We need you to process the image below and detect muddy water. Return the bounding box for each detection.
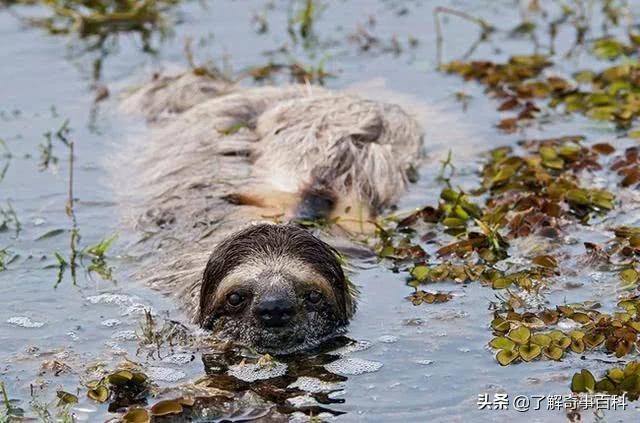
[1,0,640,422]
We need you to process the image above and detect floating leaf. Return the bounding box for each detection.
[56,391,78,405]
[150,400,184,416]
[592,37,629,60]
[492,277,513,289]
[571,369,596,393]
[491,317,511,333]
[108,370,134,385]
[532,255,558,268]
[122,408,150,423]
[508,326,531,344]
[489,337,515,351]
[584,333,605,349]
[621,268,639,285]
[608,368,625,384]
[36,229,66,241]
[530,334,552,347]
[87,386,109,403]
[570,338,586,353]
[543,345,563,360]
[496,349,518,366]
[411,265,430,282]
[519,344,541,362]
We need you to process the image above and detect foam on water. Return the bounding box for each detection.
[324,357,383,376]
[7,316,45,328]
[286,394,318,408]
[288,376,345,393]
[376,335,398,343]
[162,353,195,365]
[101,319,120,327]
[227,361,288,382]
[111,330,137,341]
[146,366,186,382]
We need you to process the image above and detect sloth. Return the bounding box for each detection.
[198,223,355,353]
[116,72,424,354]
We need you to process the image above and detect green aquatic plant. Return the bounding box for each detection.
[136,309,193,359]
[247,60,332,85]
[8,0,177,38]
[85,368,150,411]
[611,146,640,188]
[0,247,19,272]
[443,52,640,132]
[39,119,70,172]
[83,235,117,280]
[287,0,324,48]
[3,0,178,81]
[0,139,10,185]
[0,202,21,238]
[489,298,640,366]
[407,290,452,306]
[120,397,197,421]
[570,362,640,400]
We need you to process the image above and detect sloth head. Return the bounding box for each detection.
[198,224,355,354]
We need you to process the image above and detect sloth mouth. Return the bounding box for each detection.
[251,323,347,355]
[253,327,305,350]
[212,314,347,355]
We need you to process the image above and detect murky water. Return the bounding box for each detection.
[1,0,640,421]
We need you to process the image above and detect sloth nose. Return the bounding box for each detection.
[255,296,295,327]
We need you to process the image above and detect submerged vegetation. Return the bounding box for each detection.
[3,0,176,40]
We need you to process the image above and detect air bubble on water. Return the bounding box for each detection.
[7,316,45,328]
[67,331,79,341]
[87,294,134,306]
[227,361,287,382]
[328,390,345,400]
[111,330,137,341]
[331,339,372,356]
[416,359,434,366]
[288,376,344,393]
[101,319,120,327]
[123,303,152,316]
[103,341,126,355]
[290,411,334,423]
[557,319,581,331]
[87,294,152,316]
[324,357,383,376]
[162,353,194,365]
[54,351,70,360]
[377,335,398,344]
[286,394,318,408]
[146,366,186,382]
[71,405,98,422]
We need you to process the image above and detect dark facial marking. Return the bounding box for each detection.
[198,224,348,326]
[307,290,322,305]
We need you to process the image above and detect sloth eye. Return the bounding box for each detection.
[307,291,322,305]
[227,292,244,307]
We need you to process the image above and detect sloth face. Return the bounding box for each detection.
[198,224,354,355]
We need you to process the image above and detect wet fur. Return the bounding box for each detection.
[113,73,424,350]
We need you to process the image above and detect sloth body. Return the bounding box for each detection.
[117,73,424,353]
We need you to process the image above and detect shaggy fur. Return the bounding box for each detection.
[114,72,424,338]
[198,224,353,354]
